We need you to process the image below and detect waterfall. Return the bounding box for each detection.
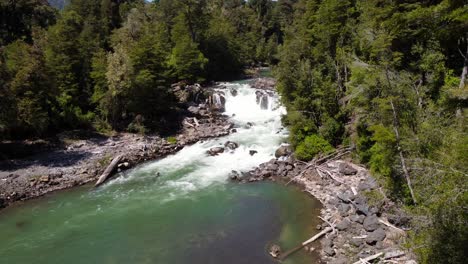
[104,82,287,198]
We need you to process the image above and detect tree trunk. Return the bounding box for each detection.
[390,100,417,205]
[95,155,123,187]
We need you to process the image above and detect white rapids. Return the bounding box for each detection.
[100,82,288,202]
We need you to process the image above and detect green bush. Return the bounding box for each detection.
[294,134,334,161]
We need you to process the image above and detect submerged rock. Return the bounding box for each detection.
[249,150,258,156]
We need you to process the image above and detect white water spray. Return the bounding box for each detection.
[103,82,287,201]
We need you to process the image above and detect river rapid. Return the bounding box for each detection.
[0,81,322,264]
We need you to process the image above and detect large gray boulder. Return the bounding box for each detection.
[366,228,386,245]
[275,145,292,158]
[363,214,381,232]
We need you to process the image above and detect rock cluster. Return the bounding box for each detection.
[250,77,276,90]
[243,149,416,264]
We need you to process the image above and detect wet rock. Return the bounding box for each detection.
[366,228,386,245]
[269,244,281,258]
[251,77,276,90]
[207,147,224,156]
[118,162,130,169]
[363,215,380,232]
[0,198,5,209]
[229,170,240,180]
[224,141,239,150]
[249,150,258,156]
[230,88,238,97]
[339,162,358,175]
[275,145,292,158]
[336,218,351,231]
[245,122,254,129]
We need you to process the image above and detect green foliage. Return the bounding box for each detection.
[166,136,177,144]
[294,134,334,161]
[275,0,468,261]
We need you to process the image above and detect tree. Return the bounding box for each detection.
[168,14,208,82]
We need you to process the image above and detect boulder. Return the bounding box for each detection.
[207,147,224,156]
[275,145,292,158]
[338,162,358,175]
[229,170,240,180]
[363,215,381,232]
[230,88,238,97]
[350,214,365,224]
[249,150,258,156]
[267,163,279,171]
[269,244,281,258]
[224,141,239,150]
[366,228,386,245]
[251,77,276,90]
[336,218,351,231]
[356,203,370,216]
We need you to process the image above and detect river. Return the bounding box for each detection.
[0,81,322,264]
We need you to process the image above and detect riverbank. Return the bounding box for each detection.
[0,111,233,210]
[0,77,276,210]
[241,151,417,264]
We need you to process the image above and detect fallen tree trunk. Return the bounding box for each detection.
[278,227,332,260]
[352,252,383,264]
[95,155,123,187]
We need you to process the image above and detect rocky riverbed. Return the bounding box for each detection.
[232,147,417,264]
[0,85,235,210]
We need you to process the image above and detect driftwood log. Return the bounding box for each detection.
[352,252,383,264]
[278,227,332,260]
[95,155,123,187]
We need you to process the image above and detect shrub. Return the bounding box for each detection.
[294,134,334,161]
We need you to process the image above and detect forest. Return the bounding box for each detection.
[0,0,467,263]
[0,0,284,137]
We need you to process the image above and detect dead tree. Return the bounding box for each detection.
[390,100,417,204]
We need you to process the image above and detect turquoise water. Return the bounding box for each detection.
[0,83,322,264]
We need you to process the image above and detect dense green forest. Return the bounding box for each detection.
[0,0,284,137]
[0,0,467,263]
[274,0,467,263]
